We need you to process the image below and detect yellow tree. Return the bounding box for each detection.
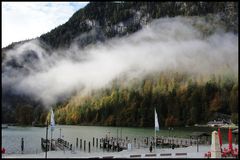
[209,93,221,112]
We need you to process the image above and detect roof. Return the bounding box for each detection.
[232,129,238,134]
[189,132,211,138]
[207,120,229,125]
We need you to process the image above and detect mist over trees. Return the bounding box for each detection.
[51,72,238,127]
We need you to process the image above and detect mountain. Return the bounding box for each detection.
[39,2,238,49]
[2,2,238,126]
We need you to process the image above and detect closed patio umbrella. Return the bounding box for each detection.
[211,131,221,158]
[228,128,233,151]
[218,128,222,150]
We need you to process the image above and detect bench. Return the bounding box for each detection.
[176,153,187,156]
[160,153,172,156]
[145,153,156,157]
[175,153,187,156]
[130,155,141,158]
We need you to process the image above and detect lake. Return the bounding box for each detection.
[1,125,232,154]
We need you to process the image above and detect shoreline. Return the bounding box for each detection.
[2,123,238,129]
[2,144,238,158]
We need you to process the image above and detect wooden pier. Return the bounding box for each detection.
[98,135,207,151]
[99,137,127,151]
[41,138,72,151]
[40,134,208,154]
[156,136,199,148]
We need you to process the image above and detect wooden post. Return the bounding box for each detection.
[80,139,82,149]
[84,140,86,151]
[93,137,95,147]
[134,138,136,148]
[112,141,114,151]
[197,138,199,152]
[103,138,104,148]
[121,128,122,140]
[88,141,91,153]
[117,142,120,151]
[104,138,106,149]
[96,138,98,147]
[102,138,105,149]
[76,138,78,148]
[59,128,61,139]
[21,138,24,154]
[117,128,118,144]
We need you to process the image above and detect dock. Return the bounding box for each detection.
[41,138,73,151]
[40,134,209,154]
[5,144,238,158]
[98,135,208,152]
[157,136,199,148]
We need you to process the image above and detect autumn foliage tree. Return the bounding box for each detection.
[52,72,237,127]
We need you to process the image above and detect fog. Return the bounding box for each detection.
[2,16,238,107]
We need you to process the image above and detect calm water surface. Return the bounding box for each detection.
[2,125,231,154]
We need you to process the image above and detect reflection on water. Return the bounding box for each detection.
[2,125,231,154]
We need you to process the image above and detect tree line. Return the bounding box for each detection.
[50,71,238,127]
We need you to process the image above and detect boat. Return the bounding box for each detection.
[2,124,8,129]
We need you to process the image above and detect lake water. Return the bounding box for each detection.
[1,125,232,154]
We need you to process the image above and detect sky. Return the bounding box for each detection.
[2,2,89,48]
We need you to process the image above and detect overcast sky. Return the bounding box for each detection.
[2,2,89,48]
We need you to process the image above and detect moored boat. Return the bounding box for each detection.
[2,124,8,129]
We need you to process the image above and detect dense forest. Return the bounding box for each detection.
[9,71,238,127]
[45,72,238,127]
[2,2,238,127]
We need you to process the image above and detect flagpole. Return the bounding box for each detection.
[50,108,55,151]
[50,109,52,151]
[155,108,156,151]
[45,120,48,158]
[155,125,156,151]
[51,127,52,151]
[154,107,159,152]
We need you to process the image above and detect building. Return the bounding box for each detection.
[207,119,230,127]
